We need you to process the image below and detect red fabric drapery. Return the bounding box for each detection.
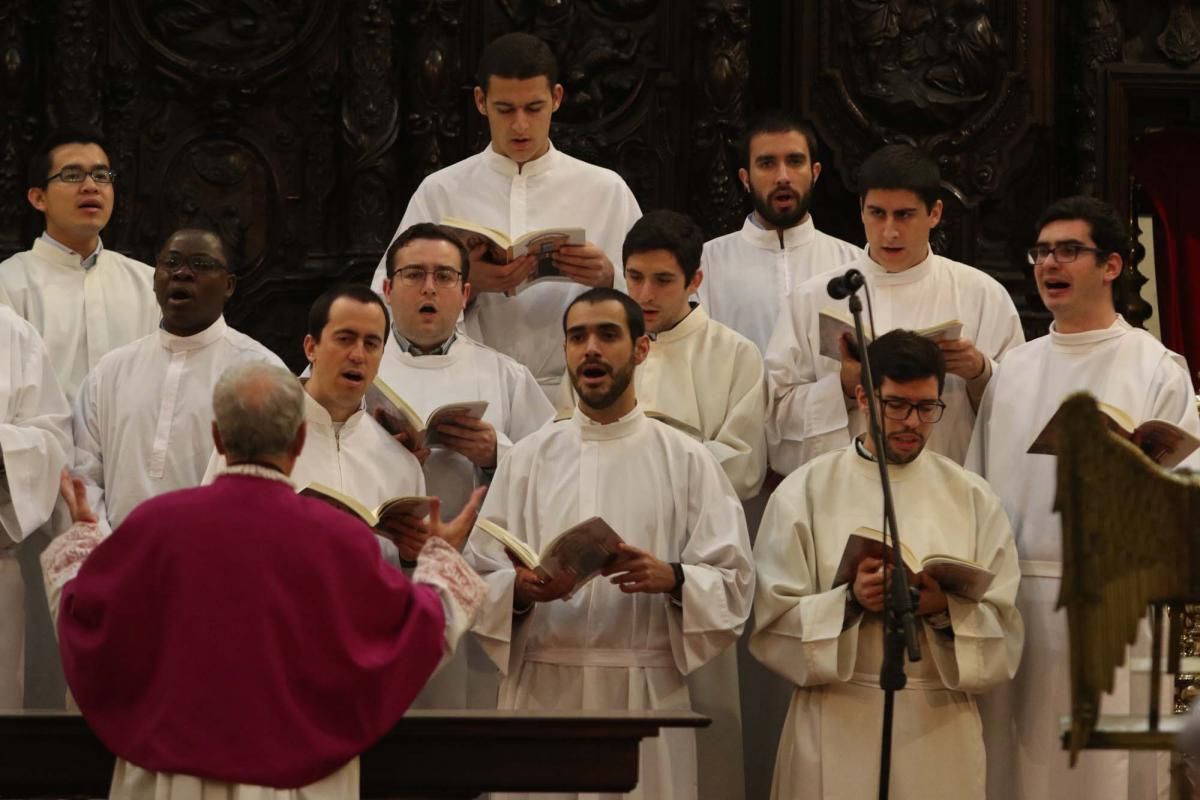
[1132,128,1200,389]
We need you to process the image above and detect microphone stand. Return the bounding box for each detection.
[845,288,922,800]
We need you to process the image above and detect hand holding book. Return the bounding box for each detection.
[551,241,615,289]
[603,543,677,594]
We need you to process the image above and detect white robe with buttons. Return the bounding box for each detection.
[751,443,1022,799]
[965,317,1199,800]
[0,306,72,708]
[73,316,283,533]
[0,239,159,401]
[699,216,860,354]
[765,250,1024,474]
[370,143,642,393]
[466,406,755,800]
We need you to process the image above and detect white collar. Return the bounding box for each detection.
[571,402,646,441]
[737,214,817,251]
[861,247,936,286]
[157,315,227,352]
[302,389,366,431]
[1048,314,1131,351]
[652,304,707,345]
[216,463,295,487]
[481,141,560,178]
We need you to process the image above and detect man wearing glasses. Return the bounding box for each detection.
[752,329,1022,800]
[377,222,553,709]
[73,227,283,535]
[0,129,158,401]
[967,196,1200,800]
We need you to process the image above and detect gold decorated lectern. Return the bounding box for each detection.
[0,710,708,799]
[1054,392,1199,792]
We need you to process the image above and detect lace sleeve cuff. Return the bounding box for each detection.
[413,536,487,625]
[41,521,105,591]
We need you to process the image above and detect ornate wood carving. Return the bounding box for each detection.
[0,0,42,254]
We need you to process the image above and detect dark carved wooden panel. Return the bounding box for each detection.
[784,0,1055,339]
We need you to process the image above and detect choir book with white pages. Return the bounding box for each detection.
[831,526,995,601]
[439,217,586,296]
[364,378,488,449]
[473,516,625,594]
[1028,399,1200,469]
[299,483,433,531]
[818,307,963,361]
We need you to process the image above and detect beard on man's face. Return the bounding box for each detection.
[570,356,635,411]
[751,179,814,229]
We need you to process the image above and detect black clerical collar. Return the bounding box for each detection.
[391,323,456,356]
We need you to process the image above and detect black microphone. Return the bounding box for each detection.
[826,268,865,300]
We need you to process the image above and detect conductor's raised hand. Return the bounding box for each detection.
[851,556,887,613]
[552,242,614,288]
[468,247,536,295]
[58,469,97,525]
[428,487,487,552]
[603,542,675,594]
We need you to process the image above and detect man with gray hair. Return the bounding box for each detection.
[44,360,486,799]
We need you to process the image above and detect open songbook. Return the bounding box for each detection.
[818,307,963,361]
[364,378,488,449]
[299,482,433,531]
[473,516,625,594]
[439,217,585,296]
[1028,399,1200,469]
[831,526,996,602]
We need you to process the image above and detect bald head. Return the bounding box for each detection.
[212,362,306,467]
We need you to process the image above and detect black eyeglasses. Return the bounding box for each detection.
[1026,243,1104,265]
[156,254,227,275]
[878,395,946,423]
[46,166,116,185]
[394,266,462,288]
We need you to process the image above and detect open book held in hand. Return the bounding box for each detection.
[817,307,963,362]
[364,378,488,449]
[474,516,625,594]
[831,526,995,602]
[439,217,586,296]
[1028,398,1200,469]
[299,482,433,531]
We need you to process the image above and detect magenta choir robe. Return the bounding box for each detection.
[45,470,479,790]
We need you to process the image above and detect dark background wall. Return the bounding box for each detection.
[0,0,1195,369]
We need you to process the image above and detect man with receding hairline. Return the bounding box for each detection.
[73,226,283,534]
[467,287,754,800]
[0,128,158,401]
[370,32,641,399]
[700,111,860,354]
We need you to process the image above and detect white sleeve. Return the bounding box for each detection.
[40,521,106,627]
[764,293,852,475]
[0,327,72,542]
[1150,351,1200,471]
[748,487,864,687]
[412,536,487,663]
[665,446,755,675]
[703,340,768,499]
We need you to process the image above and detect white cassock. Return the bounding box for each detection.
[376,336,553,711]
[965,316,1199,800]
[465,406,755,800]
[0,306,71,709]
[699,215,860,354]
[635,306,766,800]
[376,334,554,517]
[751,442,1023,800]
[765,249,1024,474]
[74,316,284,532]
[369,143,642,396]
[0,238,159,401]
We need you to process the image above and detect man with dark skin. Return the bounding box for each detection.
[73,226,284,534]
